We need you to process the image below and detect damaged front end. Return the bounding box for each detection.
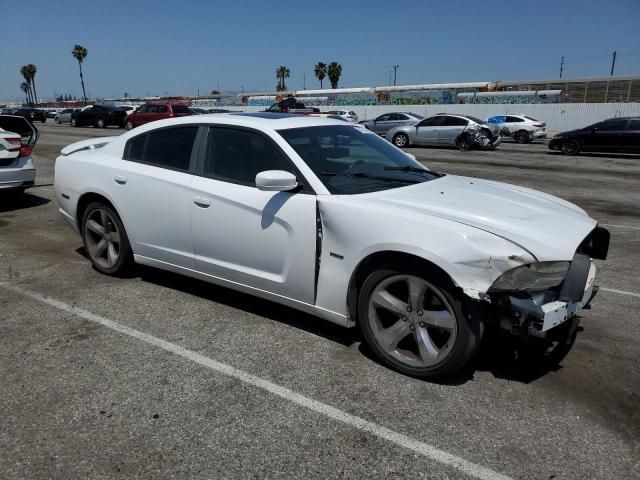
[464,123,502,150]
[486,226,609,338]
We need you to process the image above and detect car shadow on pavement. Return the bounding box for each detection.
[547,151,640,160]
[0,191,50,213]
[136,264,358,347]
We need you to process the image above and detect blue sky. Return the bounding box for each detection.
[2,0,639,101]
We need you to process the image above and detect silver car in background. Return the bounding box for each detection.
[387,114,502,150]
[330,110,358,122]
[359,112,424,136]
[54,108,79,124]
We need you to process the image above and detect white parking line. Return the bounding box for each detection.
[601,223,640,231]
[1,281,512,480]
[601,287,640,299]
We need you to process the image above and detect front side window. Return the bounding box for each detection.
[279,125,441,195]
[204,128,293,185]
[417,116,445,127]
[123,126,198,171]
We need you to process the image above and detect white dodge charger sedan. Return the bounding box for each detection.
[54,113,609,379]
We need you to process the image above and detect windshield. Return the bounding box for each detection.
[279,125,441,194]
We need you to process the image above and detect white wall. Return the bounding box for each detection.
[223,103,640,132]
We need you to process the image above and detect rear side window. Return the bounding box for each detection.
[171,105,191,114]
[598,120,628,131]
[123,126,198,171]
[441,116,468,126]
[204,128,293,185]
[505,116,524,122]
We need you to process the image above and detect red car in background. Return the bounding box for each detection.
[125,103,192,130]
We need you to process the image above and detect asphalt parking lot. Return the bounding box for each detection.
[1,122,639,479]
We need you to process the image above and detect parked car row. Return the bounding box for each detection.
[1,108,47,123]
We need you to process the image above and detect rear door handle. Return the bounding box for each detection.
[193,197,211,208]
[114,175,127,185]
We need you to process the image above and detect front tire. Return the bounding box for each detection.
[55,117,61,124]
[392,133,410,148]
[71,118,77,127]
[96,118,106,128]
[455,134,472,151]
[125,120,134,130]
[358,266,482,380]
[81,202,132,276]
[562,139,581,155]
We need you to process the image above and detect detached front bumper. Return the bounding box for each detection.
[492,257,598,338]
[508,262,596,336]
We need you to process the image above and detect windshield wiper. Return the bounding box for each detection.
[384,166,445,177]
[320,171,421,183]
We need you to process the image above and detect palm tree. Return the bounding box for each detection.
[20,82,30,105]
[25,64,38,105]
[20,66,33,105]
[327,62,342,89]
[72,44,89,102]
[314,62,327,89]
[275,66,290,91]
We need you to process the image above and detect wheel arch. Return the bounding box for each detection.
[346,250,459,325]
[76,191,121,232]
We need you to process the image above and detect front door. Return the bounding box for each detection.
[589,119,629,150]
[190,126,317,303]
[413,116,444,145]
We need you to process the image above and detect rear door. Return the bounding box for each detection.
[625,119,640,151]
[437,116,469,144]
[591,119,629,149]
[189,126,317,303]
[115,125,200,267]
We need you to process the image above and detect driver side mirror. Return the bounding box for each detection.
[255,170,298,192]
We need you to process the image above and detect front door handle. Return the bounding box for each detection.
[114,175,127,185]
[193,197,211,208]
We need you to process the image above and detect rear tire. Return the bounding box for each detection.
[55,117,61,124]
[96,118,106,128]
[71,118,77,127]
[358,264,482,380]
[392,133,410,148]
[81,202,133,276]
[562,139,581,155]
[125,121,134,130]
[514,130,530,144]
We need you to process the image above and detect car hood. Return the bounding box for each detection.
[366,175,596,260]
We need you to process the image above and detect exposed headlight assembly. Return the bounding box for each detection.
[490,261,570,292]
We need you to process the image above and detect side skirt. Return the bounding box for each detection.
[133,254,351,328]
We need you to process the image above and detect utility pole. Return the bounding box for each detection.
[393,65,399,86]
[610,50,617,76]
[303,73,306,90]
[559,56,565,78]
